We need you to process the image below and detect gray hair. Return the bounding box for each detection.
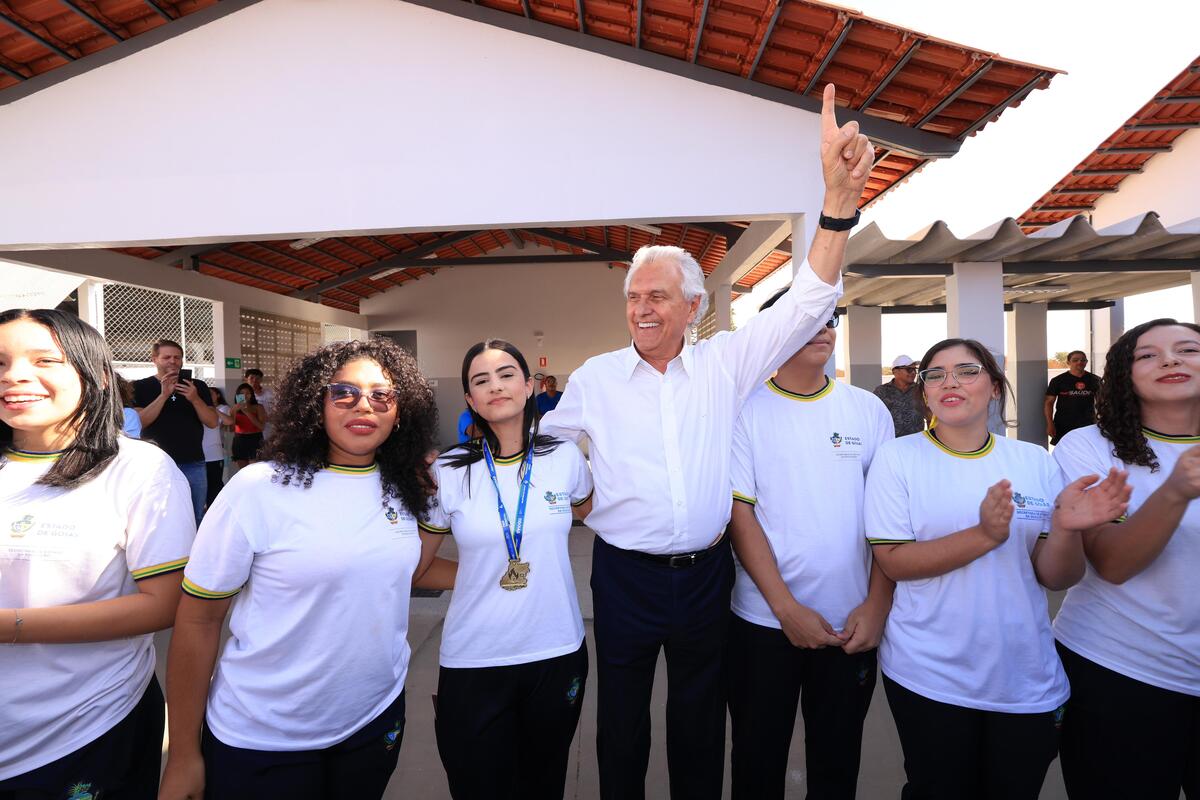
[622,245,709,324]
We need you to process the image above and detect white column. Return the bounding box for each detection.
[1006,303,1048,446]
[715,283,733,332]
[1085,300,1125,377]
[1193,272,1200,322]
[946,262,1005,357]
[76,280,102,331]
[212,300,242,392]
[843,305,882,392]
[946,261,1005,433]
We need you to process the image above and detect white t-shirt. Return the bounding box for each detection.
[0,439,195,780]
[730,378,893,630]
[864,431,1069,713]
[1052,425,1200,696]
[183,461,421,750]
[422,442,592,668]
[201,404,229,462]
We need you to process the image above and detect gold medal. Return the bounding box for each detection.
[499,558,531,590]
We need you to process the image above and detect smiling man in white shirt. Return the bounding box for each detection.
[540,84,872,799]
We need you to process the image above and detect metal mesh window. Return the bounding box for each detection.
[99,283,215,370]
[240,308,323,383]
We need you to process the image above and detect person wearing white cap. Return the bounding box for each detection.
[874,355,926,437]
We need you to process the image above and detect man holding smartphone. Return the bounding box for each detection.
[133,338,218,524]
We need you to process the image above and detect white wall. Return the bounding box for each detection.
[0,0,822,249]
[361,246,629,444]
[1091,129,1200,228]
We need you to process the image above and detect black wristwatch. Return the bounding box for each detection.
[818,208,861,232]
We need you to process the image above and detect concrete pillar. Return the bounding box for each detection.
[1193,272,1200,324]
[843,305,882,392]
[1086,300,1124,377]
[715,283,733,333]
[946,262,1005,433]
[77,280,102,331]
[946,262,1005,358]
[212,300,242,392]
[1006,303,1048,446]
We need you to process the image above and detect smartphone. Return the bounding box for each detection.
[235,393,246,404]
[178,368,193,381]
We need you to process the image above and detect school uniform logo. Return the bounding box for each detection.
[385,508,399,525]
[1011,491,1052,522]
[830,432,843,447]
[544,490,571,515]
[9,514,33,537]
[66,783,97,800]
[829,432,864,460]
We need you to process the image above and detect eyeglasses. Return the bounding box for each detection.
[325,383,398,411]
[893,366,918,373]
[825,315,840,329]
[918,364,984,387]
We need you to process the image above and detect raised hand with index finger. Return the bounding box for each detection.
[819,83,873,215]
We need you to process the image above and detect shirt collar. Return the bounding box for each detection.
[622,342,694,380]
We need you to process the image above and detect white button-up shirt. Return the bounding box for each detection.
[541,259,841,554]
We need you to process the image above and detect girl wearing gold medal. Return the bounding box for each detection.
[416,339,593,800]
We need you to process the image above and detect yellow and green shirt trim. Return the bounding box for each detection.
[418,519,451,534]
[571,488,594,507]
[867,536,915,545]
[767,376,833,402]
[923,430,995,459]
[1142,427,1200,444]
[182,577,242,600]
[325,462,378,475]
[493,451,526,466]
[732,491,757,506]
[132,557,189,581]
[4,447,66,462]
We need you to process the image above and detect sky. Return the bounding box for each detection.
[731,0,1200,366]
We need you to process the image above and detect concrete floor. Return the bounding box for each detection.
[156,528,1084,799]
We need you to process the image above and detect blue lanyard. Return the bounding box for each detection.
[481,440,534,561]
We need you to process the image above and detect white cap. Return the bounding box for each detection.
[892,355,916,368]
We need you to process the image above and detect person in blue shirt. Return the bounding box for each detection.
[535,375,562,416]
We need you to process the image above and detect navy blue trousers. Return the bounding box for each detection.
[590,534,734,800]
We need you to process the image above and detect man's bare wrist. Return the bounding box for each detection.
[821,193,860,218]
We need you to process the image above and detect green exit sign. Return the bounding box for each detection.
[225,357,242,369]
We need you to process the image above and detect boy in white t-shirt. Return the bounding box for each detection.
[0,310,195,799]
[727,290,894,799]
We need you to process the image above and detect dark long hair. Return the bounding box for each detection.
[260,338,438,515]
[918,337,1014,428]
[1096,318,1200,471]
[441,339,560,474]
[0,309,122,488]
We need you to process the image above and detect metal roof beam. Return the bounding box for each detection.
[349,253,615,269]
[221,246,338,280]
[1096,145,1172,154]
[403,0,965,158]
[291,230,482,298]
[747,0,784,80]
[524,228,632,260]
[1029,204,1094,213]
[875,301,1115,314]
[1073,167,1142,176]
[143,1,174,22]
[506,230,525,248]
[151,243,229,265]
[1156,95,1200,104]
[574,0,585,33]
[802,18,854,96]
[858,40,919,111]
[850,259,1200,277]
[0,13,76,61]
[913,59,994,129]
[0,61,26,81]
[634,0,643,47]
[0,0,263,106]
[60,1,124,41]
[957,72,1045,140]
[1048,187,1119,195]
[690,0,710,63]
[1124,121,1200,131]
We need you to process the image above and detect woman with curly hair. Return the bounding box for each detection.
[1051,318,1200,800]
[0,309,195,799]
[416,339,592,800]
[864,337,1130,799]
[159,338,450,800]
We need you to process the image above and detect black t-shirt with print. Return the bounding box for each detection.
[1045,370,1100,437]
